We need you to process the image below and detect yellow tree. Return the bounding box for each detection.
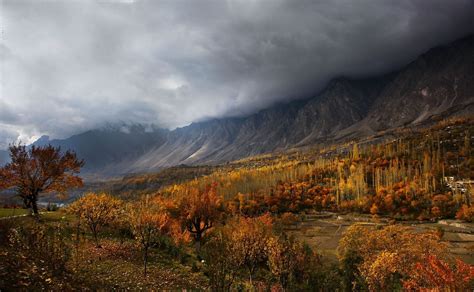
[177,184,223,252]
[67,193,122,247]
[0,145,84,215]
[127,196,171,276]
[352,143,360,160]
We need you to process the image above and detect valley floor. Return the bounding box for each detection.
[285,212,474,264]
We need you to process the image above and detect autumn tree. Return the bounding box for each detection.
[201,228,241,291]
[0,144,84,215]
[403,255,474,290]
[337,225,367,290]
[128,196,172,276]
[456,204,474,222]
[267,236,320,290]
[0,168,11,189]
[67,193,122,247]
[352,143,360,160]
[266,236,299,290]
[229,214,273,287]
[177,184,223,252]
[338,224,448,291]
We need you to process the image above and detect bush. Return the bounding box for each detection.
[9,224,71,274]
[47,203,59,211]
[0,223,72,290]
[0,219,15,245]
[279,212,299,226]
[456,204,474,222]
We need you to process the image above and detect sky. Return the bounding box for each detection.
[1,0,473,149]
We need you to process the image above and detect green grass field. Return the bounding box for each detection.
[0,208,29,218]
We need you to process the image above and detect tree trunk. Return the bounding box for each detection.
[31,197,39,218]
[248,269,253,287]
[195,231,202,254]
[22,196,33,215]
[143,246,148,276]
[93,230,100,247]
[91,225,100,247]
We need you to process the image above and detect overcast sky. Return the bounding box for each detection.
[1,0,473,148]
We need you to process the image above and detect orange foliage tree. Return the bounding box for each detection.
[232,182,335,216]
[228,214,273,286]
[67,193,122,247]
[0,145,84,215]
[177,184,223,252]
[201,227,242,291]
[0,168,11,189]
[203,216,318,290]
[456,204,474,222]
[127,196,172,276]
[403,255,474,291]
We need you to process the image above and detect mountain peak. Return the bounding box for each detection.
[33,135,50,146]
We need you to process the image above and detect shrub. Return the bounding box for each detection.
[9,224,72,274]
[456,204,474,222]
[0,223,72,290]
[279,212,299,226]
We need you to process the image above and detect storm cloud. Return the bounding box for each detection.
[1,0,473,147]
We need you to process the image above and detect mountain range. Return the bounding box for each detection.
[3,35,474,176]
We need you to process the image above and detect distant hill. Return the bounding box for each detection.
[32,124,169,175]
[26,35,474,176]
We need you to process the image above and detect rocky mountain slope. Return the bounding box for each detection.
[21,35,474,176]
[340,35,474,138]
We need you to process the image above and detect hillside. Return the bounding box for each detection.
[74,117,471,201]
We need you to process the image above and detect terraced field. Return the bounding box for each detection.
[286,212,474,264]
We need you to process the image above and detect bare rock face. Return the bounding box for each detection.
[362,35,474,131]
[23,35,474,176]
[292,77,384,145]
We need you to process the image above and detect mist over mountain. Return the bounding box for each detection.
[2,0,474,147]
[18,35,472,177]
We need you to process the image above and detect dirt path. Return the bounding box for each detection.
[0,212,50,220]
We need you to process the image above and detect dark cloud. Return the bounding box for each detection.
[1,0,473,147]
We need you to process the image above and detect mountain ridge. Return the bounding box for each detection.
[18,34,474,176]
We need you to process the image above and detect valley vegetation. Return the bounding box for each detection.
[0,118,473,290]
